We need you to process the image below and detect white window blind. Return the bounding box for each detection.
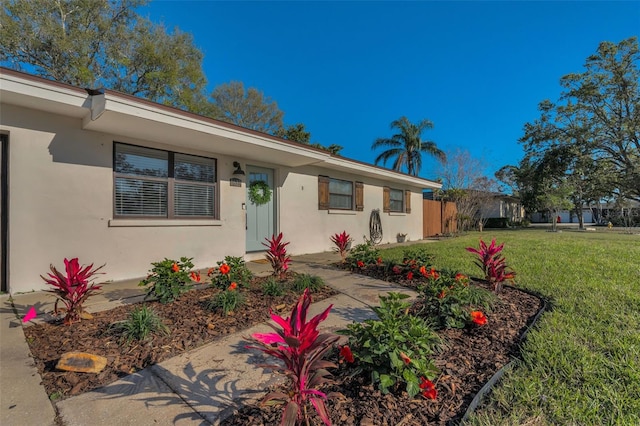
[114,143,217,219]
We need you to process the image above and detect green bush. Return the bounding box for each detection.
[262,277,284,296]
[346,242,380,268]
[291,273,324,293]
[417,269,495,329]
[139,257,194,304]
[484,217,509,228]
[338,292,440,397]
[112,305,169,343]
[207,289,244,315]
[402,247,435,267]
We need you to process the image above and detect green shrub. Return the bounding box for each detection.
[208,256,253,290]
[262,277,284,296]
[139,257,194,304]
[417,269,495,329]
[338,292,440,397]
[207,289,244,314]
[291,273,324,293]
[484,217,509,228]
[113,305,169,343]
[347,242,380,268]
[402,247,435,267]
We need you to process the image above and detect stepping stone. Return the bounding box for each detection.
[56,352,107,373]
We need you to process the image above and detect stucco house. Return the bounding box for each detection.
[0,68,441,294]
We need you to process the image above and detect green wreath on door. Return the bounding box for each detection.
[248,180,272,205]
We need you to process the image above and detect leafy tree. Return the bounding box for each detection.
[275,123,311,144]
[560,37,640,202]
[275,123,343,155]
[372,116,445,176]
[209,81,284,134]
[437,149,499,232]
[0,0,210,113]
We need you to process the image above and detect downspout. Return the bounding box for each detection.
[86,88,105,121]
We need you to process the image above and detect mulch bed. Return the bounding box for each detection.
[222,277,544,425]
[23,274,336,400]
[23,265,545,425]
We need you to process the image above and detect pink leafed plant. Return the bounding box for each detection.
[330,231,352,263]
[263,232,291,278]
[248,289,340,426]
[41,258,105,325]
[465,238,515,292]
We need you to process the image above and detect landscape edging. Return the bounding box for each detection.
[460,285,549,423]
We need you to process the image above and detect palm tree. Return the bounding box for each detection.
[372,116,446,176]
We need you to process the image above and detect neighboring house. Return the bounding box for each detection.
[480,193,524,224]
[0,68,441,293]
[531,200,640,225]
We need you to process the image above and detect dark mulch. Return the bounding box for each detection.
[222,278,544,426]
[23,274,336,400]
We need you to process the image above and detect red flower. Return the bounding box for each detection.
[470,311,487,325]
[399,352,411,365]
[340,345,355,363]
[438,290,446,299]
[219,264,230,275]
[190,271,201,282]
[419,377,437,400]
[228,282,237,291]
[207,267,215,276]
[377,257,383,265]
[406,271,414,280]
[357,260,365,268]
[392,266,401,275]
[455,273,467,281]
[171,263,180,273]
[419,265,427,276]
[428,268,440,280]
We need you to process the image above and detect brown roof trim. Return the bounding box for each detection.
[1,66,439,185]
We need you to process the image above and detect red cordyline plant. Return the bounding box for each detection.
[41,258,105,325]
[248,289,340,426]
[465,238,516,292]
[330,231,352,263]
[263,232,292,278]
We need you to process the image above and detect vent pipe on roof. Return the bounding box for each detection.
[85,88,105,121]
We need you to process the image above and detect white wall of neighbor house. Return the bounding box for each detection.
[1,104,247,293]
[276,165,424,256]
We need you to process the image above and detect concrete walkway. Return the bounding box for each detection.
[0,246,425,426]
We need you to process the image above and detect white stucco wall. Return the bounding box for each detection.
[2,104,246,293]
[276,165,424,256]
[2,103,429,294]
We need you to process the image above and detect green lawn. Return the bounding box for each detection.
[380,229,640,425]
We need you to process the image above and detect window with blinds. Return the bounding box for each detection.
[389,188,404,212]
[114,143,217,219]
[329,178,353,210]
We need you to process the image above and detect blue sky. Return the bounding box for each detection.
[141,1,639,182]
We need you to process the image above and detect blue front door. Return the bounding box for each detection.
[246,166,275,252]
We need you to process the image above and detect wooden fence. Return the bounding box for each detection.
[423,200,458,237]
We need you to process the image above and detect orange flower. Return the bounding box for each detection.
[419,377,437,400]
[219,263,230,275]
[470,311,487,326]
[228,282,237,291]
[376,257,383,265]
[399,352,411,365]
[455,273,467,281]
[340,345,354,363]
[190,271,201,282]
[438,290,446,299]
[428,268,440,280]
[171,263,179,272]
[419,265,427,276]
[207,267,215,276]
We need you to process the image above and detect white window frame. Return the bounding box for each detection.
[113,142,218,219]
